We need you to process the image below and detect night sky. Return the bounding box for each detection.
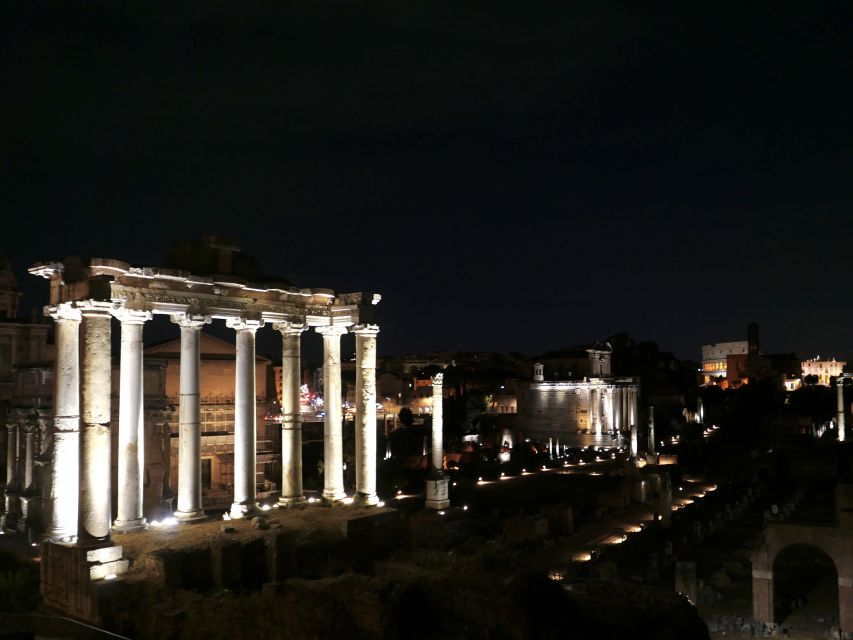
[3,2,852,362]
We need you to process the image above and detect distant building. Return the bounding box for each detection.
[802,357,846,386]
[517,344,639,445]
[700,341,748,384]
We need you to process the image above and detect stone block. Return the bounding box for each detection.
[86,545,123,564]
[425,477,450,510]
[89,559,129,581]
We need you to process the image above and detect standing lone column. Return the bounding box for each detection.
[228,318,263,518]
[354,325,380,505]
[172,314,209,522]
[275,321,306,506]
[837,378,847,442]
[113,309,151,533]
[648,406,656,454]
[78,302,113,544]
[425,372,450,510]
[430,373,444,472]
[316,324,347,503]
[47,303,81,542]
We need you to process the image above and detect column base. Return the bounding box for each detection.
[112,517,147,533]
[277,495,306,508]
[229,502,259,519]
[174,509,207,523]
[0,512,21,531]
[321,489,347,505]
[425,477,450,510]
[354,492,380,507]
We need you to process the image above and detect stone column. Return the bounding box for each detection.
[354,325,380,506]
[838,378,846,442]
[47,303,81,542]
[839,577,853,633]
[630,387,638,429]
[648,406,656,454]
[22,423,35,492]
[227,318,263,518]
[316,324,347,503]
[78,302,113,544]
[614,387,622,432]
[4,424,18,490]
[430,373,444,472]
[630,400,639,458]
[172,314,209,522]
[113,309,151,533]
[275,321,306,506]
[590,388,600,434]
[1,423,21,529]
[425,372,450,510]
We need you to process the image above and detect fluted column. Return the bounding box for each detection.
[430,373,444,472]
[228,318,263,518]
[47,303,81,542]
[838,378,847,442]
[113,309,151,533]
[317,324,347,503]
[354,325,380,505]
[78,302,113,544]
[275,321,306,506]
[172,314,209,522]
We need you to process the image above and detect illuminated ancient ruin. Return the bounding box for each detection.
[26,246,380,595]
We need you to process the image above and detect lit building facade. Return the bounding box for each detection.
[517,347,640,453]
[802,357,846,386]
[700,341,748,384]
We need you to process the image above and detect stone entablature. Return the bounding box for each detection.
[29,258,379,327]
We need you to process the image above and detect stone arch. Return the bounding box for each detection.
[772,542,838,624]
[753,523,853,632]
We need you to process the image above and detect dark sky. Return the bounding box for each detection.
[3,2,852,362]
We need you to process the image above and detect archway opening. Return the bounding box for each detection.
[773,543,838,631]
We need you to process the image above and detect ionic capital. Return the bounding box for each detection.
[171,313,211,329]
[352,324,380,337]
[226,317,264,332]
[431,373,444,387]
[273,320,306,336]
[77,300,115,317]
[46,303,82,323]
[315,324,348,338]
[112,307,153,324]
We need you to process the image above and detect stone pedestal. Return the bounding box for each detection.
[41,541,128,624]
[425,476,450,510]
